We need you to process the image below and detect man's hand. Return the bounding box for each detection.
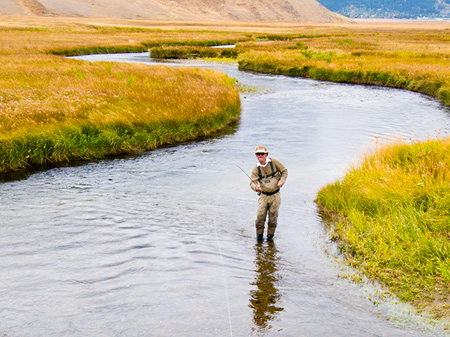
[256,185,261,192]
[277,182,283,188]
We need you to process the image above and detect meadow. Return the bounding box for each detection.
[0,18,248,173]
[1,16,450,321]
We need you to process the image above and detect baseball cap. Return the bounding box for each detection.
[254,145,268,154]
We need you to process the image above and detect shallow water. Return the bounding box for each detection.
[1,53,450,336]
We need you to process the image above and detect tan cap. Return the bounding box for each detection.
[254,145,268,154]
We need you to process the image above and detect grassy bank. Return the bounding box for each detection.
[0,18,253,56]
[236,29,450,108]
[0,55,240,173]
[316,138,450,320]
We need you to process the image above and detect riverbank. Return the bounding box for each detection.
[316,138,450,321]
[0,56,240,173]
[237,49,450,107]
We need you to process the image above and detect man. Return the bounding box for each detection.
[249,146,288,241]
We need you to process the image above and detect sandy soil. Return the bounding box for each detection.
[0,0,350,23]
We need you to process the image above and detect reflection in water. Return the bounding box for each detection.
[249,241,283,333]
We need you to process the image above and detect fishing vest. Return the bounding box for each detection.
[257,159,281,195]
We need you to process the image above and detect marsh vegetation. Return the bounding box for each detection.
[317,138,450,321]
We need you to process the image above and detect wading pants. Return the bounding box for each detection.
[255,192,281,235]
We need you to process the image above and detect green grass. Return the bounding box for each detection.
[0,108,239,172]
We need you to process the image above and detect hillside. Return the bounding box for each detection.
[316,0,450,18]
[0,0,349,22]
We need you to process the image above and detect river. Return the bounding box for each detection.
[1,53,450,336]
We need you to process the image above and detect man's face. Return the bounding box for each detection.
[256,152,267,165]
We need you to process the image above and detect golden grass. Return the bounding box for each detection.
[0,17,255,56]
[0,55,238,134]
[0,56,241,172]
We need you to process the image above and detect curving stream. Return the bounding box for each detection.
[2,53,450,336]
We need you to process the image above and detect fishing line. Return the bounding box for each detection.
[212,201,233,337]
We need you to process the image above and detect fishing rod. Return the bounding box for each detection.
[233,163,261,195]
[233,163,252,180]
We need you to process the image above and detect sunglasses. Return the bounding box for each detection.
[256,153,266,156]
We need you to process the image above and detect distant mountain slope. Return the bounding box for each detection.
[316,0,450,18]
[0,0,27,15]
[0,0,349,22]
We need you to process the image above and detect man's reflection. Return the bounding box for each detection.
[249,241,283,333]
